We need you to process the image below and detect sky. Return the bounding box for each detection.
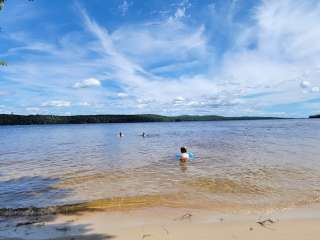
[0,0,320,117]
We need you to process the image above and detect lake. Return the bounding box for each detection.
[1,119,320,213]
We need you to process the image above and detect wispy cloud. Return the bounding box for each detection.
[78,4,213,107]
[1,0,320,116]
[117,92,129,98]
[118,0,131,16]
[41,100,71,108]
[73,78,101,89]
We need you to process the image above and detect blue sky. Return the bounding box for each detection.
[0,0,320,117]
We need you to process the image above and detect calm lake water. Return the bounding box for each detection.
[1,119,320,213]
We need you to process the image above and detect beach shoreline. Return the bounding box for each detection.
[1,205,320,240]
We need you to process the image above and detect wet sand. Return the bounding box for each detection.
[1,206,320,240]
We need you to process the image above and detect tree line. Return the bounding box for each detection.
[0,114,284,125]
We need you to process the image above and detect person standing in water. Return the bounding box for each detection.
[180,146,189,162]
[119,132,123,137]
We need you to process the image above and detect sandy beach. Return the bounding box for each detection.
[1,206,320,240]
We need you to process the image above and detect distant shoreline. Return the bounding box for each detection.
[0,114,296,126]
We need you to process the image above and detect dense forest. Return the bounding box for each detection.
[0,114,284,125]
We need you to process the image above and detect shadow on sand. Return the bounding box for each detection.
[0,210,115,240]
[0,176,116,240]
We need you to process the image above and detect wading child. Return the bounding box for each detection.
[180,146,189,162]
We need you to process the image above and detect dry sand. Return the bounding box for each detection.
[1,206,320,240]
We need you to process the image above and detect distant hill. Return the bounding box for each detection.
[0,114,285,125]
[309,114,320,118]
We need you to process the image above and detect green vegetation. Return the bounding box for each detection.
[0,114,284,125]
[0,0,4,11]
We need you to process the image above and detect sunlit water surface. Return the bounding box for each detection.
[1,120,320,213]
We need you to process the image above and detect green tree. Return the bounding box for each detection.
[0,0,4,11]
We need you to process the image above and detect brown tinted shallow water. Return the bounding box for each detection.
[1,120,320,215]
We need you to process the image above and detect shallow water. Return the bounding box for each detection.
[1,120,320,213]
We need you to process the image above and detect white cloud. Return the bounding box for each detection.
[110,25,207,73]
[2,4,211,115]
[41,100,71,108]
[117,92,129,97]
[168,0,191,22]
[173,96,186,105]
[119,0,130,16]
[300,80,311,89]
[78,7,212,104]
[205,0,320,113]
[79,102,91,106]
[26,107,40,113]
[311,87,320,93]
[174,96,185,102]
[3,42,55,56]
[174,7,185,19]
[2,0,320,116]
[73,78,101,88]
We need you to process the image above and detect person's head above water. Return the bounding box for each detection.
[180,146,187,153]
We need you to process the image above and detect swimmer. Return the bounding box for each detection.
[142,132,146,137]
[119,132,123,137]
[179,146,189,162]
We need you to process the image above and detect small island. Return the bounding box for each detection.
[309,114,320,118]
[0,114,284,125]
